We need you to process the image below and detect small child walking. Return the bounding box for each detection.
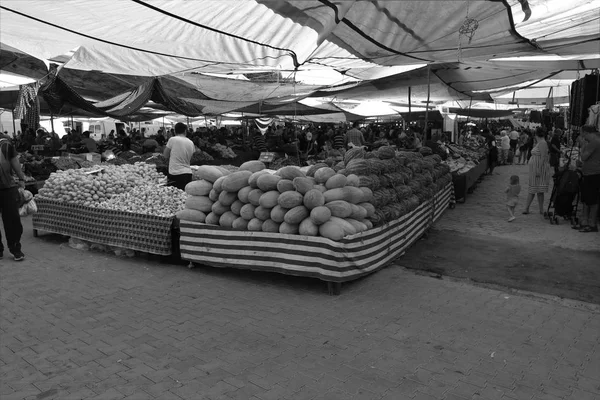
[506,175,521,222]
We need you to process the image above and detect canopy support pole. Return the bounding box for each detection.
[408,86,412,120]
[424,65,431,141]
[50,112,55,133]
[11,110,16,138]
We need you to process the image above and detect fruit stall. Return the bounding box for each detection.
[443,143,488,203]
[177,146,454,294]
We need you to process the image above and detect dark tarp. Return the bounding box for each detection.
[448,108,514,118]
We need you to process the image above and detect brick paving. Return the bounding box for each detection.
[436,164,600,252]
[1,171,600,399]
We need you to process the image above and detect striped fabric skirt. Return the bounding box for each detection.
[528,154,551,194]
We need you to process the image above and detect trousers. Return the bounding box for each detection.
[0,187,23,254]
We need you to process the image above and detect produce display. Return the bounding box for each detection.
[178,146,452,240]
[211,143,237,159]
[190,150,214,164]
[443,143,487,174]
[98,185,186,217]
[36,163,167,208]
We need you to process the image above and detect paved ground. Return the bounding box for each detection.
[402,163,600,304]
[1,163,600,400]
[436,164,599,252]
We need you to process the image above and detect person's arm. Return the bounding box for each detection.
[10,155,26,188]
[163,138,172,159]
[581,140,598,161]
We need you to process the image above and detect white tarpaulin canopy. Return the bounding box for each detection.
[0,0,598,118]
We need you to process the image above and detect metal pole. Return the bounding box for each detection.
[11,109,17,138]
[50,112,55,133]
[424,65,431,141]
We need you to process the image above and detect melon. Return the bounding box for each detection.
[359,202,376,218]
[211,201,229,216]
[222,171,252,192]
[185,196,213,213]
[277,166,306,180]
[279,222,300,234]
[249,170,270,188]
[293,177,315,195]
[346,218,367,233]
[239,160,266,173]
[205,212,220,225]
[359,219,374,229]
[240,204,256,220]
[219,211,237,228]
[378,146,396,159]
[350,204,368,220]
[314,184,327,193]
[176,209,206,222]
[314,167,335,184]
[247,218,264,231]
[360,187,374,203]
[270,205,289,223]
[303,189,325,210]
[299,218,319,236]
[319,221,345,241]
[254,206,272,221]
[277,179,295,193]
[346,174,360,187]
[344,147,366,165]
[237,186,253,203]
[325,200,353,218]
[284,205,310,225]
[325,174,347,190]
[257,174,282,192]
[323,187,364,204]
[259,190,280,209]
[310,206,331,225]
[278,191,304,209]
[230,200,244,216]
[329,216,357,236]
[345,159,369,176]
[208,189,219,202]
[232,217,249,230]
[306,163,329,177]
[185,180,212,196]
[218,190,238,207]
[248,189,264,206]
[195,166,225,183]
[212,176,226,193]
[262,219,280,233]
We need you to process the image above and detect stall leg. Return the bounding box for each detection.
[327,282,342,296]
[33,229,38,238]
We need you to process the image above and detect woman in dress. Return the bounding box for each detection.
[523,128,551,215]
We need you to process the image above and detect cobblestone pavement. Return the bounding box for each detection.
[1,216,599,400]
[436,164,600,252]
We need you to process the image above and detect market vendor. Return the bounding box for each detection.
[142,136,160,153]
[81,131,97,153]
[164,122,195,191]
[346,121,366,148]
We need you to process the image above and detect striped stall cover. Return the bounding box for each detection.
[180,183,453,282]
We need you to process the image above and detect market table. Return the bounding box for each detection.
[179,183,454,294]
[32,199,175,255]
[452,158,488,202]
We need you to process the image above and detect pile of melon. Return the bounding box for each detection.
[179,149,452,240]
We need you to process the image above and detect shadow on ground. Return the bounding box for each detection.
[399,228,600,304]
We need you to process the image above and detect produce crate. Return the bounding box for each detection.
[179,183,453,291]
[452,158,488,202]
[32,199,175,255]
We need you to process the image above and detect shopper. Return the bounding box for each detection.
[509,128,520,161]
[577,125,600,233]
[549,129,562,177]
[522,128,551,215]
[517,131,529,164]
[345,121,366,148]
[164,122,195,191]
[499,131,509,165]
[487,140,498,175]
[81,130,98,153]
[0,134,26,261]
[505,175,521,222]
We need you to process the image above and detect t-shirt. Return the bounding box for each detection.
[501,135,511,150]
[582,133,600,176]
[166,135,195,175]
[509,130,519,140]
[0,138,17,189]
[346,128,365,147]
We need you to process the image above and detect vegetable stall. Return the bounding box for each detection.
[30,145,454,293]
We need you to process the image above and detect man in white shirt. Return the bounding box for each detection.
[500,131,511,165]
[163,122,195,190]
[509,128,520,162]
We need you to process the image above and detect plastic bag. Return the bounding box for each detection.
[18,189,37,217]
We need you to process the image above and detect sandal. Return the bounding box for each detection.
[579,226,599,233]
[522,211,530,215]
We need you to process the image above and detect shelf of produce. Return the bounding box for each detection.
[179,183,453,291]
[452,158,488,202]
[32,199,175,255]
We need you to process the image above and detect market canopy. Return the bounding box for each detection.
[1,0,598,119]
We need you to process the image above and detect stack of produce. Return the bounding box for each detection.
[211,143,237,159]
[98,185,186,217]
[22,157,57,180]
[178,147,452,240]
[443,143,487,173]
[190,150,214,165]
[36,163,167,208]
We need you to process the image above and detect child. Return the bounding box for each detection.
[506,175,521,222]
